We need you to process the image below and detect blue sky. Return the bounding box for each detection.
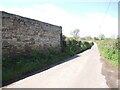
[0,0,119,38]
[49,2,118,18]
[1,1,118,18]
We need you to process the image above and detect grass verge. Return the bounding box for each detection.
[2,40,93,85]
[97,39,119,67]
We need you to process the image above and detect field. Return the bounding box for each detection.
[97,39,119,67]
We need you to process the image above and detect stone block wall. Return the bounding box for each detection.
[1,11,62,58]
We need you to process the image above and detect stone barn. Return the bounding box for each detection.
[1,11,62,58]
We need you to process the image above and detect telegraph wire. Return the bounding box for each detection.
[99,0,112,35]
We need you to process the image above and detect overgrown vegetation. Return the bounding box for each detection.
[97,39,119,67]
[2,38,94,84]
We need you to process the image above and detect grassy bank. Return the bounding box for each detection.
[97,39,119,67]
[3,40,93,85]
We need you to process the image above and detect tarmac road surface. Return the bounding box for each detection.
[4,43,108,88]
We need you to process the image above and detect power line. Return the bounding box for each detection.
[100,0,112,27]
[99,0,111,35]
[99,0,112,36]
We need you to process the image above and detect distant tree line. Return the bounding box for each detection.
[69,29,117,41]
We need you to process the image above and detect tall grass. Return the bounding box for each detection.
[2,40,93,84]
[98,39,119,67]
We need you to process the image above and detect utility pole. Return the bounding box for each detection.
[99,25,102,40]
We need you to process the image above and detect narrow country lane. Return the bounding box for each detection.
[4,43,109,88]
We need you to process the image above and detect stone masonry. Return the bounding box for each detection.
[1,11,62,58]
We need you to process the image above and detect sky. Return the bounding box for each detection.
[0,0,119,38]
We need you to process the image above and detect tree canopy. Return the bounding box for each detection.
[70,29,80,40]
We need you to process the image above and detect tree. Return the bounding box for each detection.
[117,35,120,39]
[85,36,92,40]
[62,35,66,41]
[61,35,67,51]
[70,29,80,40]
[99,34,105,40]
[94,37,99,40]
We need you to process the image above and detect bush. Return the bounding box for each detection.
[2,40,94,85]
[98,39,119,66]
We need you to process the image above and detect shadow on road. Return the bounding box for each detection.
[3,54,81,87]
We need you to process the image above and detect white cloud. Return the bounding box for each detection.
[78,13,118,38]
[0,4,118,38]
